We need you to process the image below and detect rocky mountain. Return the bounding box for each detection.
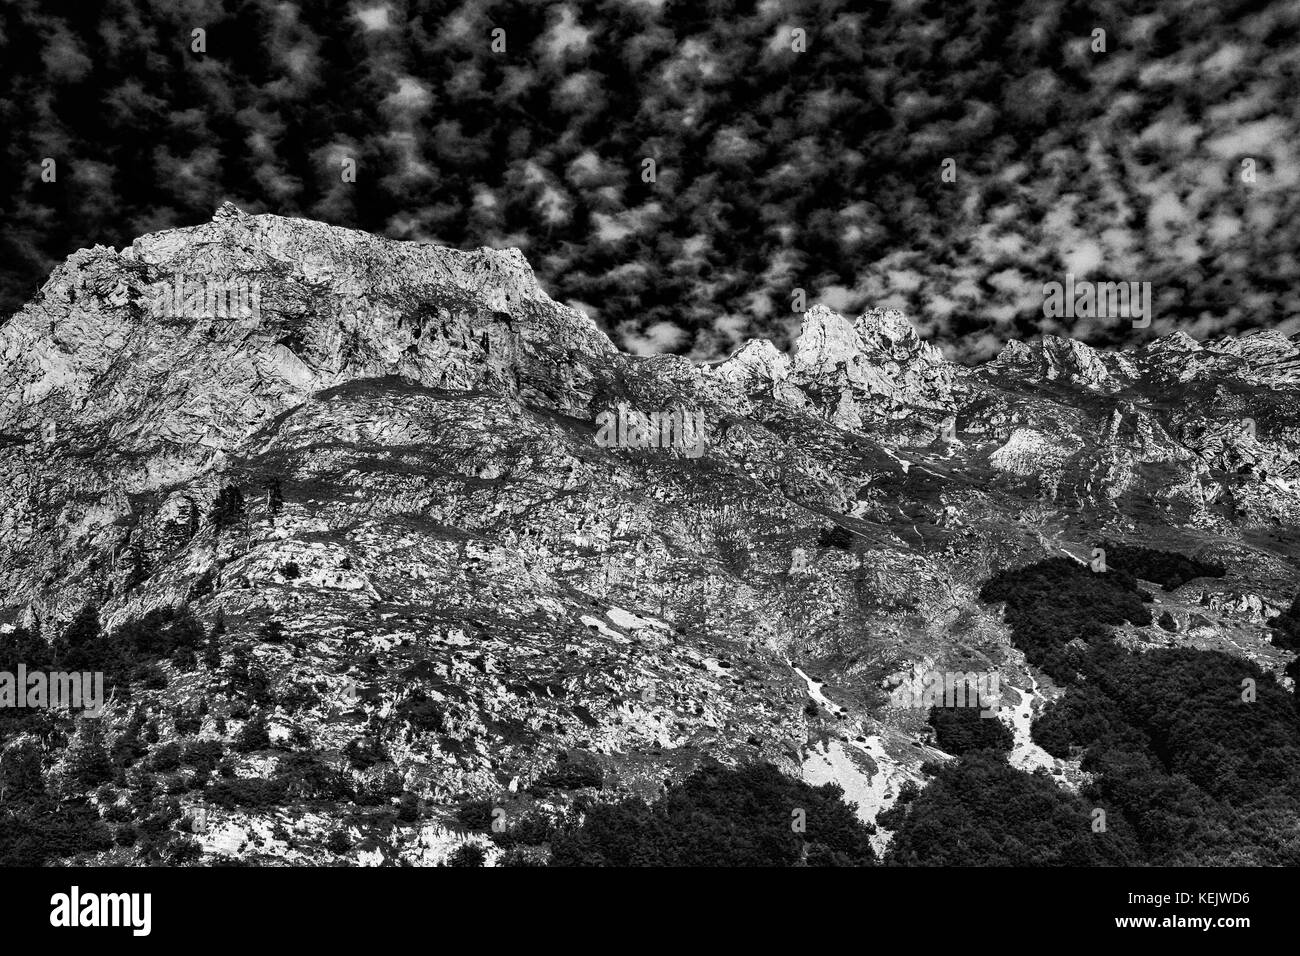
[2,206,1297,865]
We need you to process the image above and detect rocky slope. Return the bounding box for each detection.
[2,206,1297,864]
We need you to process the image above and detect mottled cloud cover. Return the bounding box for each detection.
[2,0,1297,363]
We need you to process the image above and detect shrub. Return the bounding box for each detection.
[135,662,169,690]
[498,846,548,866]
[1269,595,1300,650]
[174,710,201,735]
[275,751,348,801]
[456,799,496,832]
[395,690,444,733]
[533,751,603,791]
[548,762,876,866]
[165,837,203,864]
[68,724,114,789]
[209,485,245,533]
[234,714,271,753]
[397,792,420,823]
[110,724,147,768]
[103,802,133,823]
[818,525,855,551]
[448,844,486,867]
[343,737,387,770]
[181,741,225,775]
[205,777,288,810]
[148,742,183,772]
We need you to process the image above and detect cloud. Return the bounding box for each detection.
[354,4,391,32]
[1063,241,1104,277]
[385,77,433,115]
[3,0,1297,364]
[1204,116,1287,159]
[538,5,592,65]
[40,25,93,82]
[619,319,688,355]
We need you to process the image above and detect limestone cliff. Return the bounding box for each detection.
[2,207,1297,864]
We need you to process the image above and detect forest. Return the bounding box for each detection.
[882,550,1300,865]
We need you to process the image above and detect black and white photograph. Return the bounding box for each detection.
[0,0,1294,937]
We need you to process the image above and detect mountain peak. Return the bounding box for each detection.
[0,210,616,456]
[213,201,250,223]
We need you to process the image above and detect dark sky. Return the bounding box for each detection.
[2,0,1297,362]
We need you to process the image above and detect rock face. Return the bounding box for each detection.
[2,207,1298,864]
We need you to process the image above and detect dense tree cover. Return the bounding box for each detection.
[3,537,1287,866]
[49,602,104,671]
[73,602,204,681]
[887,553,1300,865]
[1072,645,1300,803]
[980,557,1152,684]
[0,600,259,864]
[1037,646,1300,864]
[927,702,1013,755]
[0,622,54,736]
[548,761,876,866]
[0,738,113,865]
[1096,543,1226,591]
[114,606,206,672]
[1,603,205,738]
[884,752,1141,865]
[1286,654,1300,694]
[0,592,385,864]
